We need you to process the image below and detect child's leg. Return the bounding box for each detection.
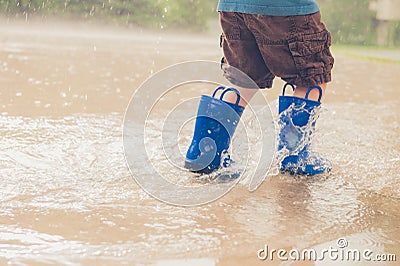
[184,12,274,174]
[222,87,258,107]
[224,83,327,105]
[240,12,333,175]
[294,83,327,102]
[225,82,327,106]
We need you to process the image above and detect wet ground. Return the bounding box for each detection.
[0,21,399,265]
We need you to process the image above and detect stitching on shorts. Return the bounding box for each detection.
[220,12,241,40]
[258,39,286,45]
[288,30,331,56]
[229,13,241,40]
[246,14,289,46]
[289,16,297,35]
[289,13,317,37]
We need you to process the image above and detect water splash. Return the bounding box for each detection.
[273,102,332,176]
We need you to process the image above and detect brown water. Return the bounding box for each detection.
[0,21,399,265]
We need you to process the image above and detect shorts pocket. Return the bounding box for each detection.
[288,30,334,77]
[288,30,331,57]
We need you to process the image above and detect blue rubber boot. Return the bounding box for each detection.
[278,83,332,175]
[185,87,244,174]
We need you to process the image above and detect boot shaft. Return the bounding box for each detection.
[185,87,244,173]
[278,83,331,175]
[194,94,244,141]
[278,83,322,127]
[278,83,322,153]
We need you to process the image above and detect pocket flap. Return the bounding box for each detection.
[289,30,332,57]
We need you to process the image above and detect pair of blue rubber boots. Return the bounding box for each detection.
[184,83,331,176]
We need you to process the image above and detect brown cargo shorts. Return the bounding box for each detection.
[219,11,334,89]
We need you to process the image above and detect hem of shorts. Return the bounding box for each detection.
[223,76,273,89]
[283,73,332,88]
[255,80,274,89]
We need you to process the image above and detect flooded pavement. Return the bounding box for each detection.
[0,22,399,265]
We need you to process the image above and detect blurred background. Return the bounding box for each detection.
[1,0,400,46]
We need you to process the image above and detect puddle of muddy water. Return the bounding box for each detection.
[0,22,399,265]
